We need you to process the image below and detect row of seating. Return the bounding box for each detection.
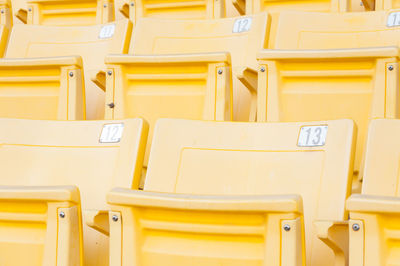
[7,0,369,28]
[0,9,400,190]
[1,117,399,266]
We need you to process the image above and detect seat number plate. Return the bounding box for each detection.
[298,126,328,147]
[99,24,115,39]
[100,123,124,143]
[233,17,252,33]
[387,12,400,27]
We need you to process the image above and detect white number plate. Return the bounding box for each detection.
[387,12,400,27]
[100,123,124,143]
[298,126,328,147]
[233,17,252,33]
[99,24,115,39]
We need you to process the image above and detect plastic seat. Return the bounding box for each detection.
[105,118,355,266]
[102,13,268,183]
[16,0,114,26]
[0,19,131,120]
[345,119,400,266]
[118,0,226,26]
[0,118,148,266]
[257,10,400,191]
[363,0,398,10]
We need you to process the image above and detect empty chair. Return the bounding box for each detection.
[345,119,400,266]
[1,19,131,120]
[102,13,268,184]
[16,0,114,26]
[118,0,226,26]
[106,118,355,266]
[0,118,148,266]
[257,10,400,191]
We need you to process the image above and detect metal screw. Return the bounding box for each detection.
[108,102,115,108]
[260,66,265,72]
[59,211,65,218]
[28,8,32,12]
[389,65,394,71]
[352,223,360,231]
[107,70,112,76]
[283,224,291,232]
[112,215,118,222]
[1,10,4,14]
[69,72,74,77]
[218,69,223,75]
[103,4,107,7]
[130,2,134,6]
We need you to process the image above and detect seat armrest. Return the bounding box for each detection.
[119,0,130,19]
[234,66,258,121]
[105,52,231,65]
[0,185,80,202]
[0,56,83,67]
[107,187,303,213]
[85,210,110,236]
[232,0,245,15]
[314,220,349,266]
[257,47,399,60]
[347,194,400,213]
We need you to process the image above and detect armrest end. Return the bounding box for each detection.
[84,210,110,236]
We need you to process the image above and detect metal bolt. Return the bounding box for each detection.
[260,66,265,72]
[59,211,65,218]
[1,9,4,14]
[283,224,291,232]
[103,4,107,7]
[218,69,223,75]
[112,215,118,222]
[69,72,74,77]
[389,65,394,71]
[352,223,360,231]
[28,8,32,12]
[130,2,134,6]
[107,70,112,76]
[108,102,115,108]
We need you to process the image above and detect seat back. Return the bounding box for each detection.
[25,0,114,26]
[261,10,400,181]
[144,118,355,265]
[4,19,132,119]
[362,119,400,196]
[130,13,269,122]
[132,13,268,70]
[0,118,147,265]
[271,10,400,49]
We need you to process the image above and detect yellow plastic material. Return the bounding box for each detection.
[346,119,400,265]
[107,118,356,266]
[118,0,225,26]
[245,0,349,14]
[258,10,400,191]
[105,14,268,173]
[24,0,114,26]
[362,0,400,10]
[3,19,132,119]
[0,118,148,266]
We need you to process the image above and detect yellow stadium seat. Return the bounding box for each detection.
[105,118,355,266]
[0,118,148,266]
[1,19,131,120]
[16,0,114,25]
[103,13,268,184]
[345,119,400,266]
[258,10,400,191]
[118,0,226,26]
